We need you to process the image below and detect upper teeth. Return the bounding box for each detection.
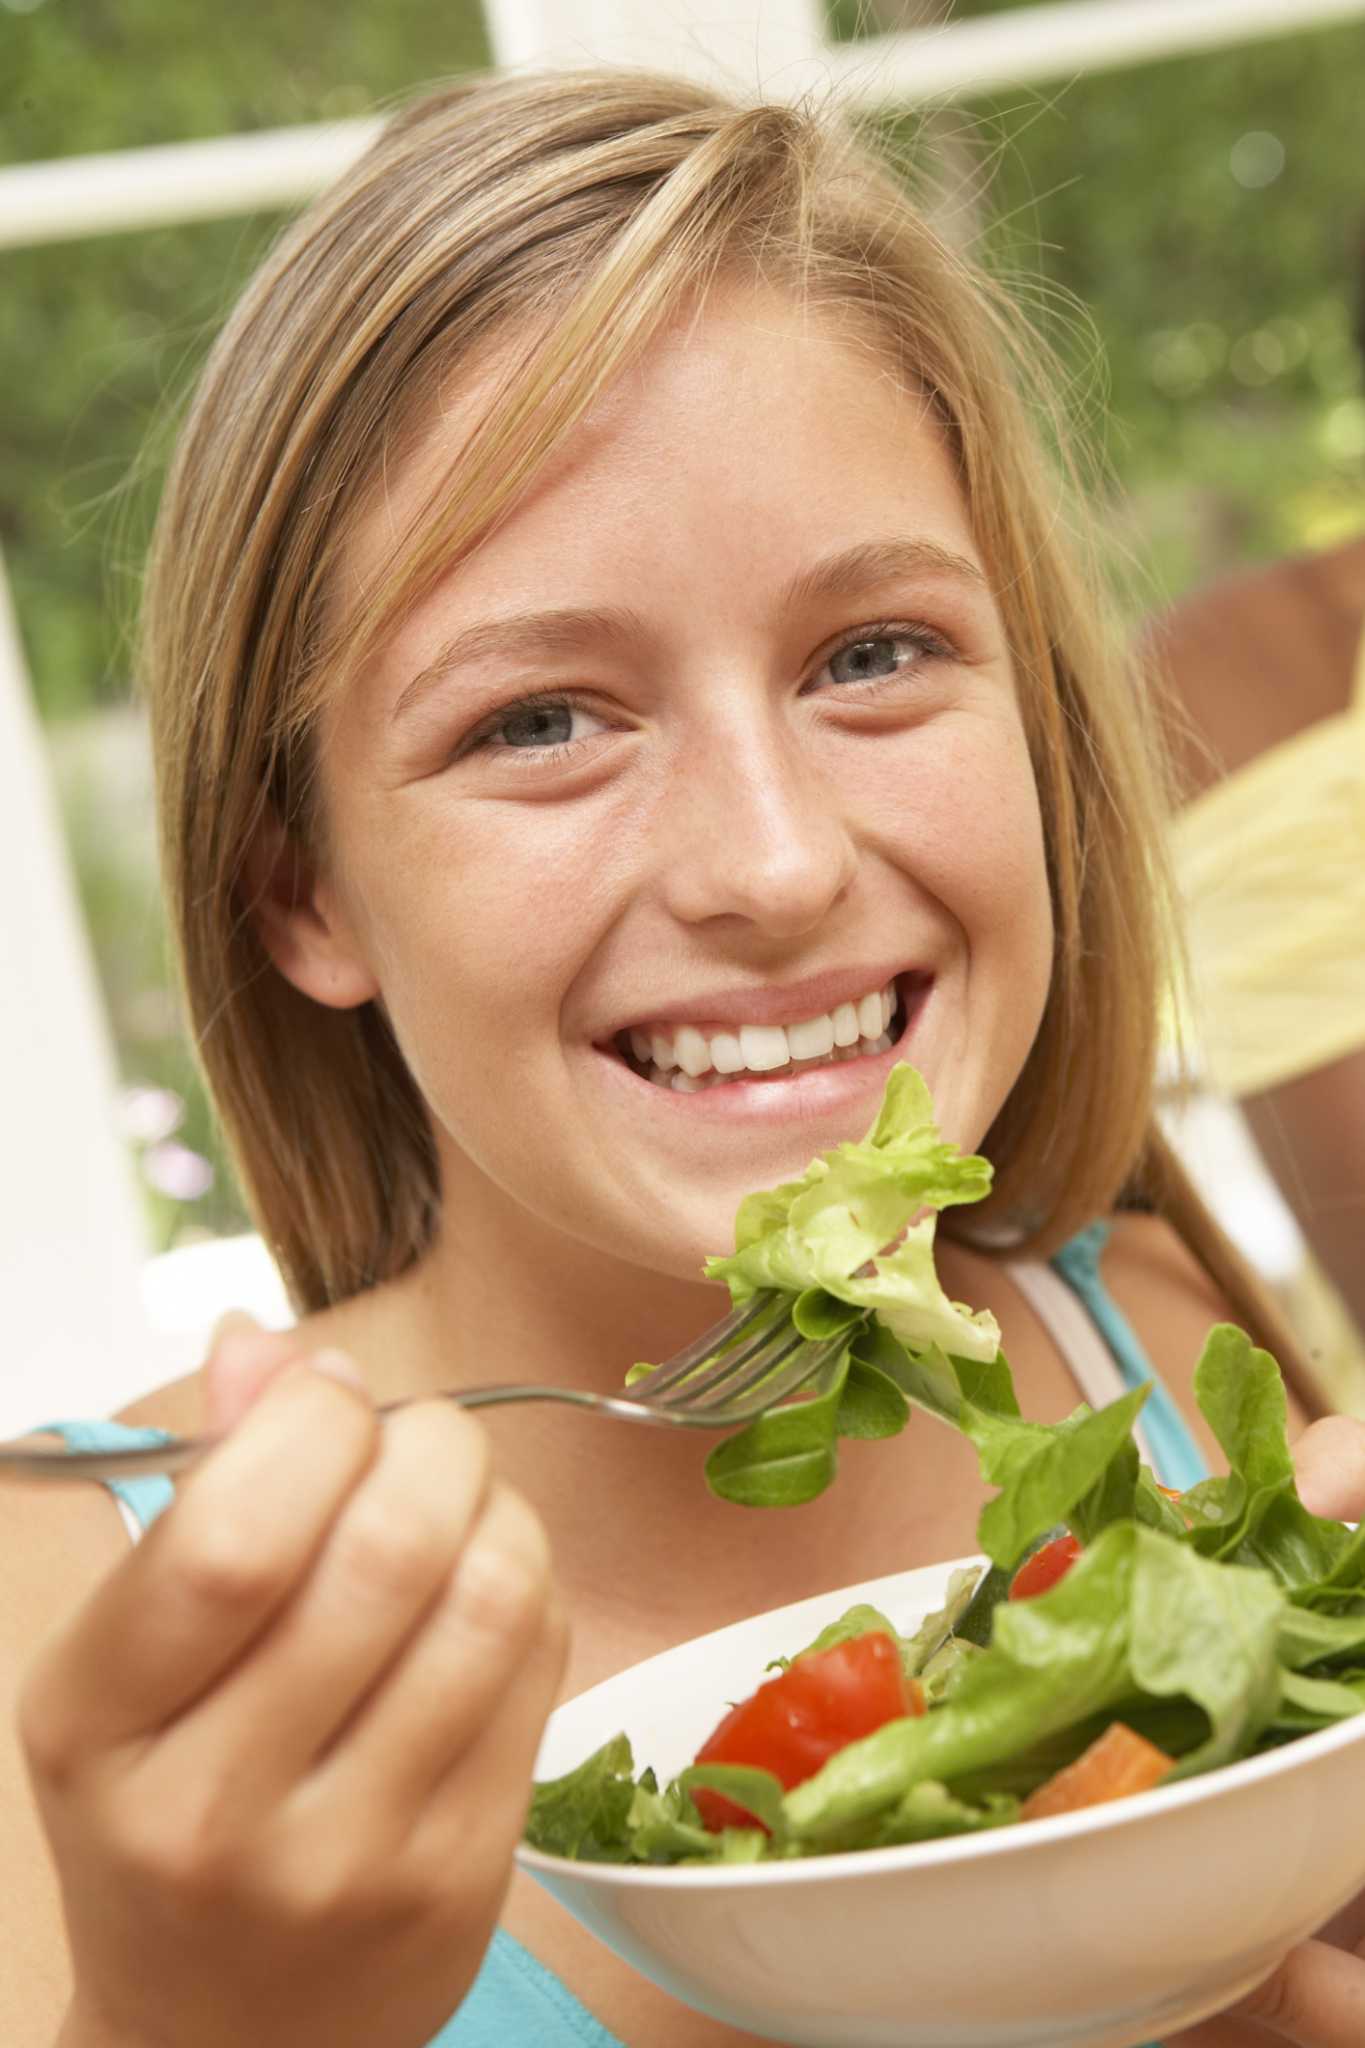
[628,985,896,1079]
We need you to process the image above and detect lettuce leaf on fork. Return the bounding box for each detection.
[646,1065,1000,1507]
[703,1064,998,1364]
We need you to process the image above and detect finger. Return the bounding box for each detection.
[23,1364,379,1756]
[156,1400,494,1807]
[203,1310,312,1434]
[404,1566,569,1882]
[1226,1937,1365,2046]
[1292,1417,1365,1522]
[1315,1886,1365,1954]
[300,1479,558,1831]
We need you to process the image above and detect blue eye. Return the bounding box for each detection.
[471,693,610,757]
[497,701,576,748]
[825,632,930,686]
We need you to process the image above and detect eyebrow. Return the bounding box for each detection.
[388,538,988,728]
[782,538,987,609]
[390,605,646,728]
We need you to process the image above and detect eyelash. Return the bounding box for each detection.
[462,621,955,762]
[808,620,956,692]
[460,691,604,767]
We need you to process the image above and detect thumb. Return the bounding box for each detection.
[203,1309,306,1434]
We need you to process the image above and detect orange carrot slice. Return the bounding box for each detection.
[1020,1722,1174,1822]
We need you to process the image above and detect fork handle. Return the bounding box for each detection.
[0,1383,691,1486]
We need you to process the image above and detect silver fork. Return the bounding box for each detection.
[0,1292,856,1484]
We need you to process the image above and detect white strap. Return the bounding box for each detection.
[1006,1258,1161,1471]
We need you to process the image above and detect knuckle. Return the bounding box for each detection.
[259,1834,361,1927]
[402,1829,497,1924]
[333,1493,454,1605]
[172,1516,293,1617]
[539,1583,572,1670]
[16,1655,76,1785]
[387,1399,493,1498]
[451,1486,553,1643]
[263,1829,431,1934]
[117,1793,241,1901]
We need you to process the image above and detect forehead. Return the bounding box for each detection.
[340,286,984,665]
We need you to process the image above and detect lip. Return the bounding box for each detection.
[593,978,931,1120]
[603,964,929,1040]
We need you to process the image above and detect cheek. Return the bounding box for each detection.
[334,792,630,1076]
[868,715,1052,957]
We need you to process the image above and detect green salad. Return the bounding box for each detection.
[525,1066,1365,1865]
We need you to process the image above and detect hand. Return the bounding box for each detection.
[1169,1416,1365,2048]
[22,1315,569,2048]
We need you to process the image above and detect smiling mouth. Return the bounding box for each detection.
[611,975,921,1094]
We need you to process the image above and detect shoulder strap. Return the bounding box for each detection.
[30,1420,176,1544]
[1008,1257,1161,1474]
[1049,1226,1209,1493]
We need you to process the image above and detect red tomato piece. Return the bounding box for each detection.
[1008,1531,1082,1601]
[692,1631,923,1833]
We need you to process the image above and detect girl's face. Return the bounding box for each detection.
[295,289,1054,1287]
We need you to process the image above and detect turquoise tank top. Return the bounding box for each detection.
[35,1223,1205,2048]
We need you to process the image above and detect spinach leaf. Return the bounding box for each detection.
[1186,1327,1354,1594]
[835,1351,911,1441]
[703,1348,850,1507]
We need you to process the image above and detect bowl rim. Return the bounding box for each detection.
[517,1555,1365,1891]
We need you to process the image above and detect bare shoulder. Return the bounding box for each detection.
[1102,1210,1230,1320]
[117,1362,208,1436]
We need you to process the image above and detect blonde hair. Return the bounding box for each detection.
[141,67,1310,1395]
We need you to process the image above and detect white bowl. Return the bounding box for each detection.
[518,1557,1365,2048]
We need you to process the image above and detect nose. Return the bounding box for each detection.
[655,697,858,940]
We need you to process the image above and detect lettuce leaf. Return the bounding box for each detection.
[703,1065,999,1365]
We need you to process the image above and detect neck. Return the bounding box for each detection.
[353,1211,995,1668]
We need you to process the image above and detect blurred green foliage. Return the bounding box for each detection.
[3,0,1363,1247]
[2,0,490,718]
[826,2,1365,594]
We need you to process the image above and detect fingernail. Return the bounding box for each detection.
[210,1308,263,1346]
[308,1348,368,1394]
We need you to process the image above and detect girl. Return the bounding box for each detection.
[4,70,1363,2048]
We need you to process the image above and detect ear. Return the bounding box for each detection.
[243,809,380,1011]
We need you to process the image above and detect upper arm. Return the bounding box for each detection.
[0,1484,131,2043]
